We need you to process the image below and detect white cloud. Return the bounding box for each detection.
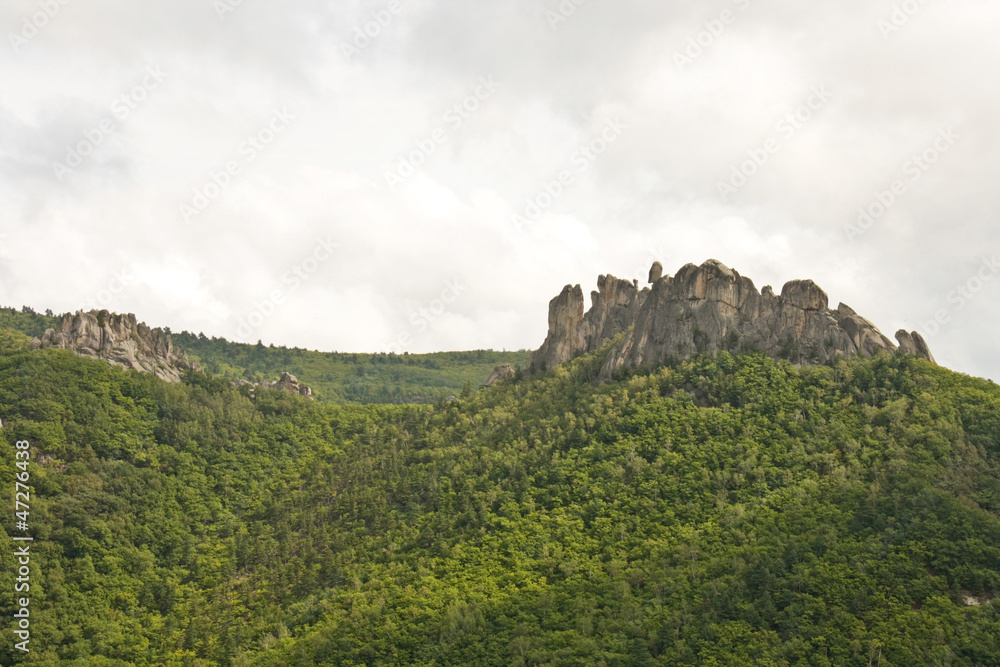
[0,0,998,381]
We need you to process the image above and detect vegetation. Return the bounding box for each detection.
[0,306,58,339]
[171,332,532,404]
[0,307,531,404]
[1,326,1000,665]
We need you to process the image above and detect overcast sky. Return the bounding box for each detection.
[1,0,998,381]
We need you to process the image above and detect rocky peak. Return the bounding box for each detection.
[648,261,664,284]
[31,310,200,383]
[782,279,828,311]
[530,259,935,378]
[532,274,647,373]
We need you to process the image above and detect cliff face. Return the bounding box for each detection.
[31,310,200,383]
[530,259,935,378]
[531,275,646,373]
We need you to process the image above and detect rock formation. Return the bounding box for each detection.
[530,259,935,379]
[31,310,200,383]
[484,364,515,387]
[531,274,647,375]
[234,372,314,399]
[648,261,663,284]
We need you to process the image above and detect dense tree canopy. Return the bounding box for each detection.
[1,327,999,665]
[171,332,531,404]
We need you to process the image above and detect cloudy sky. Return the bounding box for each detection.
[2,0,998,380]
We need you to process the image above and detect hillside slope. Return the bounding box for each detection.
[0,307,531,404]
[172,331,530,404]
[1,328,999,665]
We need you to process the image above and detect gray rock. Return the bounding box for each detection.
[32,310,200,383]
[259,372,313,398]
[649,261,663,284]
[234,372,314,399]
[895,330,936,364]
[485,364,515,387]
[782,280,828,311]
[529,260,935,379]
[530,274,648,373]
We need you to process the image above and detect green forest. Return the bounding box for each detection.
[2,322,1000,665]
[171,332,530,405]
[0,307,531,404]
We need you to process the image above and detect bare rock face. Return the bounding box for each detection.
[234,372,314,399]
[485,364,515,387]
[782,280,828,311]
[531,275,648,373]
[31,310,201,383]
[529,259,935,379]
[895,330,936,364]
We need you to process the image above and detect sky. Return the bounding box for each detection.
[1,0,998,381]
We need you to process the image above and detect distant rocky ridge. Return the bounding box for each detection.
[31,310,314,399]
[531,259,935,379]
[234,372,313,399]
[32,310,200,383]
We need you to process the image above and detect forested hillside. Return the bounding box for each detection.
[171,332,530,404]
[2,326,1000,665]
[0,307,531,404]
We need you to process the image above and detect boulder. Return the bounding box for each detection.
[485,364,515,387]
[895,330,937,364]
[648,261,663,284]
[235,372,314,399]
[782,280,829,311]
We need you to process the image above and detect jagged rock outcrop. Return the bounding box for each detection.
[530,259,935,379]
[31,310,200,383]
[532,274,647,374]
[648,261,663,284]
[266,372,313,398]
[484,364,515,387]
[234,372,313,399]
[895,329,937,363]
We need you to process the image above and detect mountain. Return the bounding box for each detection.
[2,315,1000,664]
[1,267,998,665]
[531,259,934,378]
